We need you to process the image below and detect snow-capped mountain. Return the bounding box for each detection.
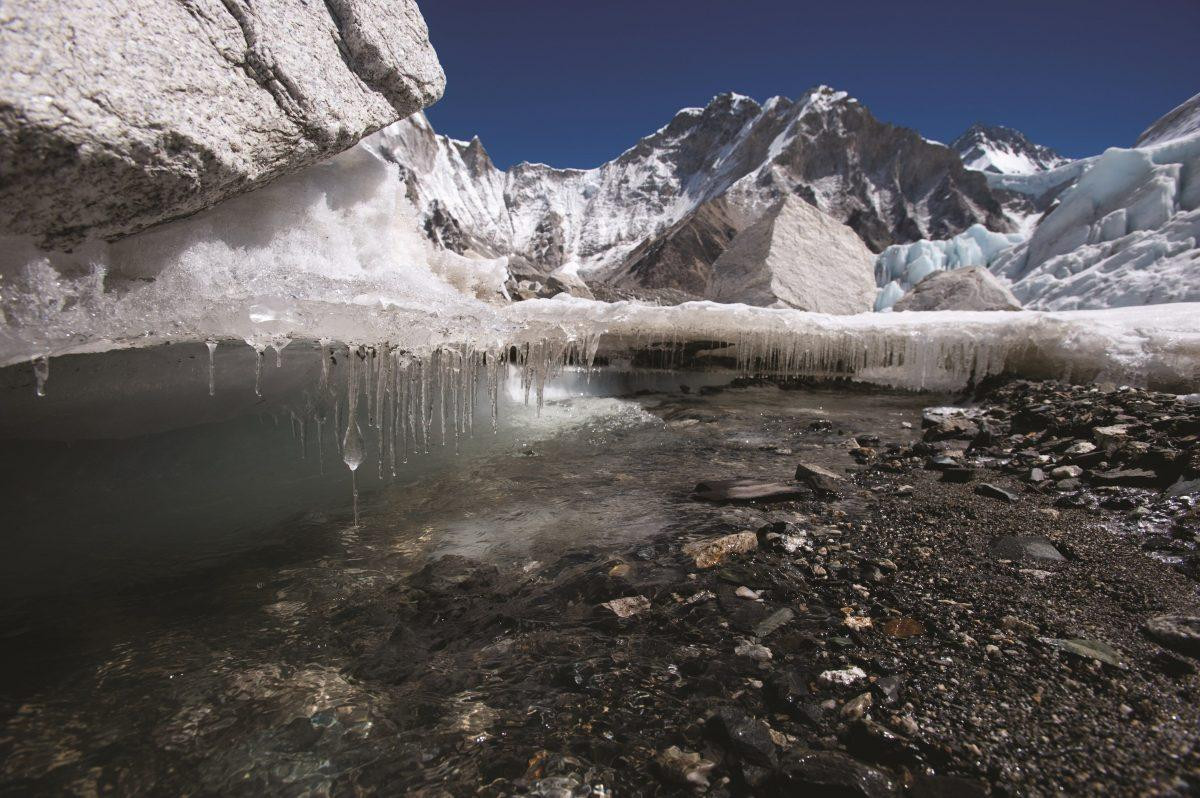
[373,86,1011,304]
[951,123,1069,176]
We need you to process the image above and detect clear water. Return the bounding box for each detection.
[0,348,935,794]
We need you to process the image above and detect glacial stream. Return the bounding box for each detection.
[0,344,935,794]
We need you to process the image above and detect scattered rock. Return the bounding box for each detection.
[844,616,873,632]
[754,608,795,638]
[873,675,904,705]
[881,617,925,638]
[819,666,868,687]
[774,749,898,796]
[1143,615,1200,657]
[736,586,762,600]
[841,692,873,720]
[988,535,1065,562]
[599,595,650,618]
[735,641,773,662]
[682,532,759,568]
[1050,465,1083,480]
[706,707,778,767]
[654,745,715,788]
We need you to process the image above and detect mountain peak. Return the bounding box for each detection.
[951,123,1067,175]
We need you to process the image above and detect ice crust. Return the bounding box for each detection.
[2,132,1198,407]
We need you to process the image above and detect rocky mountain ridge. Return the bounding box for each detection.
[375,87,1013,307]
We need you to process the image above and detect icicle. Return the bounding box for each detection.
[318,338,332,392]
[342,349,365,527]
[270,335,290,368]
[252,345,265,397]
[205,339,217,397]
[31,355,49,397]
[487,351,500,434]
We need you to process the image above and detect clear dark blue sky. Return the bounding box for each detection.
[419,0,1198,170]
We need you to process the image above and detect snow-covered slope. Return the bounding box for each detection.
[952,124,1069,176]
[376,87,1012,299]
[1137,92,1200,146]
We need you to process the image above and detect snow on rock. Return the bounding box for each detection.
[874,224,1023,310]
[952,124,1070,176]
[708,196,876,313]
[893,268,1022,312]
[990,131,1200,309]
[0,0,445,248]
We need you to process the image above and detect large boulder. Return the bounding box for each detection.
[0,0,445,247]
[893,267,1022,312]
[708,195,877,313]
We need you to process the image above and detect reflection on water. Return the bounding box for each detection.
[0,358,937,794]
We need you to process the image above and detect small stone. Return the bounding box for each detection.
[1050,465,1083,480]
[1065,440,1097,456]
[608,562,633,579]
[1143,614,1200,657]
[882,617,925,638]
[600,595,650,618]
[1028,467,1047,482]
[895,484,915,496]
[706,708,777,767]
[736,586,762,600]
[735,641,773,662]
[654,745,715,788]
[682,531,758,568]
[754,608,795,638]
[818,666,867,687]
[844,615,873,632]
[874,675,904,704]
[1000,615,1039,634]
[841,692,873,720]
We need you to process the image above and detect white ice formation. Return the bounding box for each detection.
[874,225,1023,310]
[876,94,1200,313]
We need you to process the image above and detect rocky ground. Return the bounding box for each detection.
[329,379,1200,796]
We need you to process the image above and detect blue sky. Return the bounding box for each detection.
[418,0,1198,171]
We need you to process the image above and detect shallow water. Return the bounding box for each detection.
[0,360,936,794]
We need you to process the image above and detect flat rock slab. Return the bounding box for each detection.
[975,483,1018,502]
[693,479,808,503]
[1144,614,1200,657]
[794,462,843,494]
[988,535,1065,562]
[1091,468,1159,487]
[1043,637,1123,667]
